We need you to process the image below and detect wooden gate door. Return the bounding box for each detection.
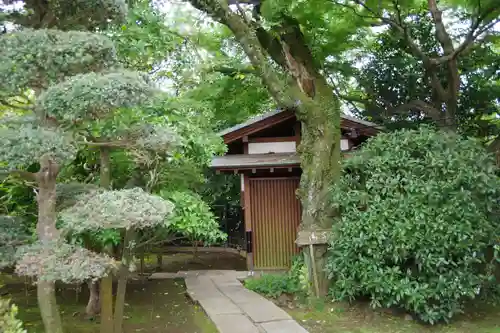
[250,178,301,269]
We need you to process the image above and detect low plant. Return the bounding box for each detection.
[245,254,307,298]
[0,293,26,333]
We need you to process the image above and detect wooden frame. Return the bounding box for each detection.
[223,110,296,144]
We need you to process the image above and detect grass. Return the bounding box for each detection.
[285,299,500,333]
[2,277,217,333]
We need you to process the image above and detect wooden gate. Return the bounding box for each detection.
[250,178,301,269]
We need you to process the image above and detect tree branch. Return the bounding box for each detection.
[0,99,33,111]
[390,100,442,121]
[0,170,37,182]
[437,16,500,63]
[210,65,257,76]
[82,141,132,148]
[346,0,432,65]
[427,0,455,55]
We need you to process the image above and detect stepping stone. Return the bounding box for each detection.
[259,320,309,333]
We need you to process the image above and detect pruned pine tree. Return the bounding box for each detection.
[0,3,177,333]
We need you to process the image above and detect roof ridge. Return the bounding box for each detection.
[218,108,381,137]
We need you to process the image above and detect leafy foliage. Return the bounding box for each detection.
[161,190,226,245]
[55,182,100,211]
[38,71,156,123]
[326,126,500,323]
[15,241,117,283]
[59,188,174,233]
[0,29,117,94]
[0,0,128,30]
[245,255,306,298]
[0,124,77,170]
[0,297,26,333]
[0,216,30,269]
[49,0,128,30]
[107,0,183,72]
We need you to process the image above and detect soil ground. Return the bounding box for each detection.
[1,251,246,333]
[145,250,247,272]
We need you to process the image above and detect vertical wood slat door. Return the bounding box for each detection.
[250,178,301,270]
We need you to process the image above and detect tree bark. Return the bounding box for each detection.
[188,0,341,295]
[35,155,64,333]
[99,147,114,333]
[85,281,100,317]
[113,228,135,333]
[37,281,64,333]
[100,271,114,333]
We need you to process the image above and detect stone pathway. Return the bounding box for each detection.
[150,270,309,333]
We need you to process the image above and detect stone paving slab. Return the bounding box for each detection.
[237,300,291,323]
[148,272,180,279]
[211,314,261,333]
[174,270,308,333]
[198,297,242,317]
[259,320,309,333]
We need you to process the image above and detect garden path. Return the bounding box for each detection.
[150,270,309,333]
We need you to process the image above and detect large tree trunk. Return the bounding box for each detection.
[36,155,64,333]
[296,82,341,295]
[188,0,341,296]
[99,147,114,333]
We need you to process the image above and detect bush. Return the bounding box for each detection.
[0,297,26,333]
[245,255,306,298]
[326,126,500,324]
[159,190,227,245]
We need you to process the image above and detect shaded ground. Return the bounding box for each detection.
[2,277,217,333]
[145,250,247,272]
[284,299,500,333]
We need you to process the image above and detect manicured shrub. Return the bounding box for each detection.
[326,126,500,323]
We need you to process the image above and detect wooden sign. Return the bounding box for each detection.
[295,229,330,246]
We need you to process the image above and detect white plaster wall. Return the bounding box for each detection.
[248,141,296,154]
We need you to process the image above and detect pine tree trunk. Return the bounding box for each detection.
[37,281,63,333]
[85,281,100,317]
[35,155,64,333]
[100,272,114,333]
[99,147,114,333]
[113,229,134,333]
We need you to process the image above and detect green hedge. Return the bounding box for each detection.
[326,126,500,323]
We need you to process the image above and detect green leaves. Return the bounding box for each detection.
[0,29,117,95]
[0,298,26,333]
[59,187,174,233]
[37,70,156,124]
[161,190,226,245]
[327,125,500,323]
[15,241,117,283]
[0,124,77,170]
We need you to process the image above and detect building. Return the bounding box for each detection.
[211,108,381,271]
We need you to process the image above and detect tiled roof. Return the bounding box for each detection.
[218,108,382,137]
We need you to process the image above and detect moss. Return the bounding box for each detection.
[1,277,217,333]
